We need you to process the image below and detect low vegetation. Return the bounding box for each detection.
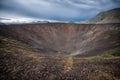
[0,45,19,54]
[0,35,33,54]
[0,35,32,51]
[100,13,105,20]
[90,48,120,59]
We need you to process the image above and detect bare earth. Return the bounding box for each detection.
[0,49,120,80]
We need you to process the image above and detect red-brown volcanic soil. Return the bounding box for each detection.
[0,48,120,80]
[0,23,120,80]
[0,23,120,56]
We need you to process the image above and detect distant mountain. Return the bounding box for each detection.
[81,8,120,24]
[0,18,11,20]
[0,17,60,24]
[0,22,5,25]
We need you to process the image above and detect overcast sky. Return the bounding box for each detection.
[0,0,120,22]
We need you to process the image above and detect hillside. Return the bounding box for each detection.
[0,23,120,56]
[0,35,120,80]
[81,8,120,24]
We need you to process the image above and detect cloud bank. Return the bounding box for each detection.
[0,0,120,22]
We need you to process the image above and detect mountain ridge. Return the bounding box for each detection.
[81,8,120,24]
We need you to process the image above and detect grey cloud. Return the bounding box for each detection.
[0,0,120,21]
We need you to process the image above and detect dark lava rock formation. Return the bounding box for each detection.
[0,23,120,56]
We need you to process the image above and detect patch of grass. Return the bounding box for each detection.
[0,45,19,54]
[110,49,120,56]
[90,48,120,59]
[8,39,32,50]
[90,54,112,59]
[100,13,105,20]
[0,35,32,51]
[62,54,73,59]
[90,56,105,59]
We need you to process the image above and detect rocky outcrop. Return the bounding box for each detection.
[81,8,120,24]
[0,23,120,56]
